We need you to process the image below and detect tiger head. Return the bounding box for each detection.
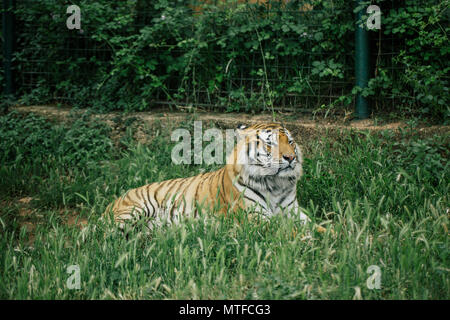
[230,123,303,182]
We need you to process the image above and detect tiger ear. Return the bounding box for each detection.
[236,124,247,130]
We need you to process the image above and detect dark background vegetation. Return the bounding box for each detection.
[1,0,449,120]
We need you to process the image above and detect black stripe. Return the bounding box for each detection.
[193,174,205,216]
[244,195,257,204]
[170,178,184,202]
[238,178,267,208]
[176,177,195,216]
[146,186,156,218]
[163,179,178,203]
[166,179,182,218]
[140,188,151,217]
[247,185,267,204]
[170,179,187,219]
[194,174,203,202]
[284,198,296,209]
[135,188,142,200]
[154,179,171,207]
[220,169,226,202]
[278,192,290,207]
[153,183,162,207]
[168,178,185,215]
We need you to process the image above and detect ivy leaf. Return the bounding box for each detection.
[314,32,323,41]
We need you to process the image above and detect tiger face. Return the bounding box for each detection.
[233,124,302,180]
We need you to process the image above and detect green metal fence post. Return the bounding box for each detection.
[355,0,369,119]
[2,0,15,96]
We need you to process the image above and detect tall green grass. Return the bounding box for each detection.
[0,111,448,299]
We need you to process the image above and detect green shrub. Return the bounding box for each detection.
[0,111,113,166]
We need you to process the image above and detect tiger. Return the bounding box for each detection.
[104,123,311,230]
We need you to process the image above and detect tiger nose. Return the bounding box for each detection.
[283,154,295,163]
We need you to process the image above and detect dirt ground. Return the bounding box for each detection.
[11,105,450,145]
[5,196,87,246]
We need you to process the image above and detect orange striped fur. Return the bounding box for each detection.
[104,123,310,229]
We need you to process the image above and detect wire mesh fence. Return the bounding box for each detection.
[3,0,448,115]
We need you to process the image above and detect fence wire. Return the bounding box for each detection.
[3,0,425,113]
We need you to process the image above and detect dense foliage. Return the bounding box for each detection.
[5,0,449,120]
[0,111,113,167]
